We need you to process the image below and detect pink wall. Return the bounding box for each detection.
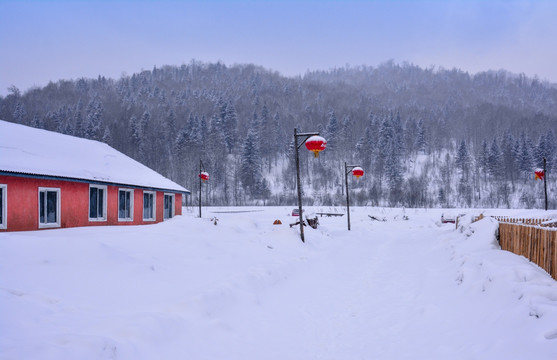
[0,174,185,232]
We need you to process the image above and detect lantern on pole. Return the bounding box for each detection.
[345,163,363,231]
[198,160,208,218]
[199,171,209,182]
[536,158,548,211]
[352,167,364,179]
[305,135,327,158]
[294,129,326,243]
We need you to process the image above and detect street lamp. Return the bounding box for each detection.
[294,128,326,242]
[198,160,209,218]
[344,163,364,231]
[535,157,548,211]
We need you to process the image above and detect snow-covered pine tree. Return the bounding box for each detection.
[326,109,338,154]
[31,114,43,129]
[385,143,403,205]
[13,103,26,125]
[189,114,203,148]
[455,140,470,177]
[73,100,84,137]
[375,115,395,187]
[392,111,405,162]
[101,126,112,144]
[221,100,238,154]
[129,115,142,154]
[488,138,503,179]
[271,112,283,167]
[416,118,427,154]
[85,98,104,140]
[544,130,557,172]
[240,118,263,196]
[478,139,489,183]
[500,131,517,187]
[518,132,534,180]
[356,126,374,172]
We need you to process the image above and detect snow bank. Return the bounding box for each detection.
[451,216,557,346]
[1,207,556,359]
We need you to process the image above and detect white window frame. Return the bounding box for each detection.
[118,188,134,222]
[163,193,175,220]
[142,191,156,221]
[0,184,7,230]
[38,187,61,229]
[88,184,107,222]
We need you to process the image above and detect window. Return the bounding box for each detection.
[143,191,156,221]
[118,189,134,221]
[89,185,107,221]
[0,184,6,229]
[39,188,60,228]
[164,193,174,220]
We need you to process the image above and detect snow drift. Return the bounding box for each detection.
[1,206,557,359]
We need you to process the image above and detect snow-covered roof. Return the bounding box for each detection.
[0,120,188,193]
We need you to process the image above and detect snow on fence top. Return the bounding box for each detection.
[492,216,557,228]
[0,120,188,193]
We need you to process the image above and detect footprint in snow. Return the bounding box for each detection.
[544,329,557,340]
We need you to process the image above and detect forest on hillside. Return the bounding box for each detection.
[1,60,556,209]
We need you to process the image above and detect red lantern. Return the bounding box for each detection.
[352,167,364,179]
[305,135,327,158]
[535,169,544,180]
[199,171,209,182]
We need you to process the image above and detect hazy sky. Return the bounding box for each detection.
[1,0,557,96]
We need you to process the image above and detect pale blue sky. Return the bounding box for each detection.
[1,0,557,96]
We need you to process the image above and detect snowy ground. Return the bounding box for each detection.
[1,206,557,360]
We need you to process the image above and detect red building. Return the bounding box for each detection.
[0,120,189,232]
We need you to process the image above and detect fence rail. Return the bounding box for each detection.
[495,218,557,280]
[492,216,557,227]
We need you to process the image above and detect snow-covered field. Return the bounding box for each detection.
[1,206,557,359]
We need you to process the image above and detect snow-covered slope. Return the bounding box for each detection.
[1,207,556,359]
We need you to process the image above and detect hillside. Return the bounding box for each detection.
[1,61,556,208]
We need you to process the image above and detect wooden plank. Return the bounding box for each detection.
[551,231,557,280]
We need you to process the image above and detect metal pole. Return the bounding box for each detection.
[544,157,548,211]
[199,159,202,218]
[292,129,321,243]
[294,128,305,242]
[345,162,351,231]
[344,164,361,231]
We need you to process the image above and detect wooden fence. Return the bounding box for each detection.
[492,216,557,227]
[494,217,557,280]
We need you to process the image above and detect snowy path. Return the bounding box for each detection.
[175,211,557,360]
[2,207,557,359]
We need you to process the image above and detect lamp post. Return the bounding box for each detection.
[294,128,326,242]
[543,157,548,211]
[344,163,363,231]
[198,160,208,218]
[535,158,549,211]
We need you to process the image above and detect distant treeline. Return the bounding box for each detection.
[1,60,556,208]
